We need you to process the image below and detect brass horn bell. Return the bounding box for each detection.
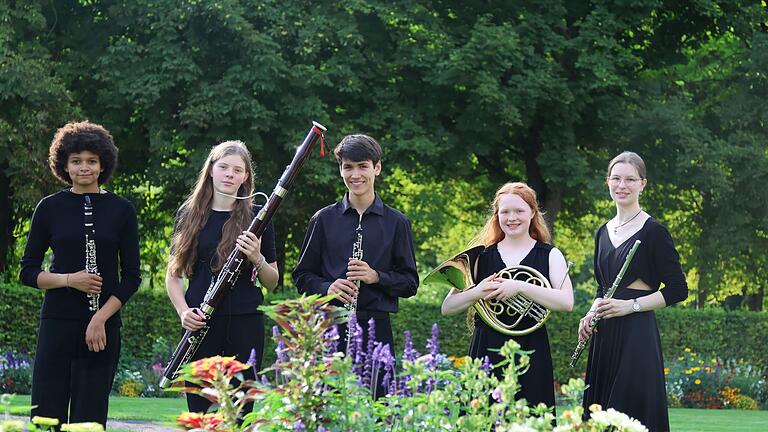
[424,246,552,336]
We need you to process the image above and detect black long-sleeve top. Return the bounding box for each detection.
[594,217,688,306]
[19,189,141,321]
[179,206,276,316]
[292,194,419,313]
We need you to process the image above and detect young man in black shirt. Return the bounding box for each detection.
[293,134,418,366]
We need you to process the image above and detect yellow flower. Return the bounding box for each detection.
[664,367,670,375]
[470,398,482,410]
[32,417,60,427]
[0,420,25,432]
[684,347,692,352]
[695,379,701,385]
[589,403,602,413]
[61,423,105,432]
[451,356,469,369]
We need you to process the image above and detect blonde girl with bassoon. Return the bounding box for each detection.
[166,141,278,413]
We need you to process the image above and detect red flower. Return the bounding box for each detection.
[188,356,249,382]
[177,412,226,431]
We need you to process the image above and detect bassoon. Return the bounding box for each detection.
[160,121,327,388]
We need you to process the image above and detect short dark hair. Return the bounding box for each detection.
[48,121,119,185]
[333,134,382,165]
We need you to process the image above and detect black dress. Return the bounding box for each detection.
[468,242,556,409]
[583,218,688,432]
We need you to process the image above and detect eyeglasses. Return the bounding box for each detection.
[607,176,642,186]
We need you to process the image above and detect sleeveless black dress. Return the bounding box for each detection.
[468,242,556,409]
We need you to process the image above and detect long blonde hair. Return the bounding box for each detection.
[168,141,255,278]
[471,182,551,247]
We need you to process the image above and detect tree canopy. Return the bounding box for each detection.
[1,0,766,309]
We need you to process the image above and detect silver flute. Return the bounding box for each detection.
[345,217,363,353]
[569,239,641,367]
[83,195,100,312]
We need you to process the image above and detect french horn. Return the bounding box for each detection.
[424,246,552,336]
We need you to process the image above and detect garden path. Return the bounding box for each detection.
[7,415,178,431]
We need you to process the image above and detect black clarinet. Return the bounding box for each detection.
[344,217,363,354]
[160,121,327,389]
[83,196,100,312]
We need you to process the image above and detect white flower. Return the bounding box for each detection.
[501,425,537,432]
[590,408,648,432]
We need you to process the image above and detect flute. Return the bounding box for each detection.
[569,240,641,367]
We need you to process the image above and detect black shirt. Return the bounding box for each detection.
[292,194,418,313]
[594,217,688,306]
[181,206,276,316]
[19,189,141,321]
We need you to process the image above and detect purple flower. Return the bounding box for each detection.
[492,386,502,401]
[352,321,365,377]
[481,356,492,375]
[368,343,383,392]
[293,420,306,431]
[246,348,257,367]
[402,330,420,363]
[426,323,439,369]
[324,324,340,354]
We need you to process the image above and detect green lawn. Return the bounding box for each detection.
[668,408,768,431]
[6,395,185,422]
[5,395,768,430]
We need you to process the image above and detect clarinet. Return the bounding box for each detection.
[83,195,100,312]
[344,218,363,354]
[159,121,327,389]
[569,239,641,367]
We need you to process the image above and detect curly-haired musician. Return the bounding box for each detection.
[20,121,141,427]
[441,182,573,410]
[165,140,278,413]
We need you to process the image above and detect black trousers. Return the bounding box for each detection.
[337,310,394,399]
[186,313,264,413]
[31,318,121,428]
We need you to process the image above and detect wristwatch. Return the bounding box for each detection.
[632,298,641,313]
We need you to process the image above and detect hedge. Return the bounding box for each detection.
[2,282,766,384]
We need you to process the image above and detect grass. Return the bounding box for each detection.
[5,394,185,422]
[4,395,768,430]
[668,408,768,431]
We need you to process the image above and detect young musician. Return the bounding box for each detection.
[166,140,278,413]
[292,134,419,363]
[441,182,573,410]
[579,151,688,431]
[19,121,141,427]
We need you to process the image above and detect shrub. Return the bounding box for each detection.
[732,394,759,411]
[169,295,652,431]
[664,348,768,409]
[0,350,33,394]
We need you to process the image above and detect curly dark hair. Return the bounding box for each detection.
[48,121,119,185]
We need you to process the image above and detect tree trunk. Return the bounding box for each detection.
[520,117,560,235]
[0,164,13,275]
